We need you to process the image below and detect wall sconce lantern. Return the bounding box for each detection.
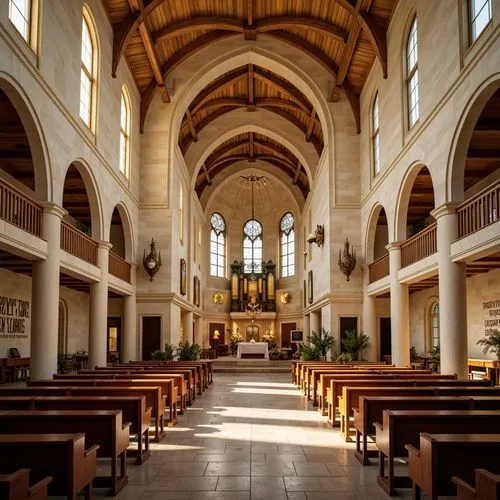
[338,238,357,281]
[143,238,162,281]
[307,225,325,247]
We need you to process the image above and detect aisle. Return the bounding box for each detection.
[114,373,409,499]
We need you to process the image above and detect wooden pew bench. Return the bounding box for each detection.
[1,385,166,442]
[336,380,493,435]
[0,410,129,496]
[376,411,500,496]
[31,396,152,465]
[407,433,500,500]
[0,468,52,500]
[453,469,500,500]
[0,433,98,500]
[353,396,474,465]
[29,378,176,430]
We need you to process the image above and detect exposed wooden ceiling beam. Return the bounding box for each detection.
[343,81,361,134]
[186,110,197,142]
[247,0,253,26]
[249,132,254,161]
[293,160,302,184]
[138,22,170,103]
[201,163,211,185]
[248,64,255,110]
[305,108,316,142]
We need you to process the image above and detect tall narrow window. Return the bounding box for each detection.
[210,213,226,277]
[406,17,419,129]
[80,10,97,130]
[372,93,380,175]
[179,183,184,244]
[243,219,263,273]
[119,86,131,177]
[470,0,491,42]
[430,302,440,349]
[9,0,31,41]
[280,212,295,278]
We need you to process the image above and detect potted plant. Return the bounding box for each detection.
[477,329,500,359]
[151,342,175,362]
[428,345,440,373]
[341,330,370,361]
[175,340,201,361]
[298,343,321,361]
[308,328,336,361]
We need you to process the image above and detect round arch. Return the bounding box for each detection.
[364,202,390,263]
[0,72,51,201]
[63,159,103,241]
[394,161,435,242]
[189,121,316,191]
[109,202,135,261]
[447,74,500,202]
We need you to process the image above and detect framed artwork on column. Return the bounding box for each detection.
[180,258,187,295]
[193,276,200,307]
[308,270,313,304]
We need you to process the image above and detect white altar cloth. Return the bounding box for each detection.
[237,342,269,359]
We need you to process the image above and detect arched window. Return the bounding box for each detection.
[470,0,491,42]
[372,93,380,175]
[431,302,440,349]
[9,0,31,41]
[280,212,295,278]
[243,219,263,273]
[406,17,419,129]
[119,86,131,177]
[210,212,226,277]
[80,9,97,130]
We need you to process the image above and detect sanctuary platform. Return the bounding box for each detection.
[213,357,292,374]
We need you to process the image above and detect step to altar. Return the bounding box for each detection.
[212,357,292,373]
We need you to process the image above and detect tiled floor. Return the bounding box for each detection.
[94,372,413,499]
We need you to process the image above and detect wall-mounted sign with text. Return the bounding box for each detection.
[0,296,30,339]
[483,300,500,335]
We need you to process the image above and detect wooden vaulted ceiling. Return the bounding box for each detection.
[195,132,309,199]
[101,0,398,133]
[179,65,324,156]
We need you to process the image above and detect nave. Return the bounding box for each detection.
[99,372,410,500]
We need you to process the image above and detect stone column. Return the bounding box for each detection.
[362,270,378,361]
[431,203,468,378]
[194,316,203,346]
[387,243,410,366]
[122,263,137,362]
[310,310,321,336]
[31,203,66,379]
[303,314,310,338]
[183,311,194,343]
[89,241,112,369]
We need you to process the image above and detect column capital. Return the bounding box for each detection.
[385,241,404,252]
[431,202,461,220]
[97,241,113,251]
[130,262,139,271]
[40,202,67,219]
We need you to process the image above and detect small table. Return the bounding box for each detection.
[237,342,269,359]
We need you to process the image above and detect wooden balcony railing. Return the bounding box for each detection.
[109,250,131,283]
[368,253,390,284]
[458,179,500,238]
[60,221,98,265]
[401,222,437,268]
[0,178,42,237]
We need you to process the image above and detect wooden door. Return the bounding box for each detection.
[379,317,392,362]
[281,322,297,355]
[339,317,358,353]
[107,317,121,363]
[209,322,225,349]
[142,316,161,360]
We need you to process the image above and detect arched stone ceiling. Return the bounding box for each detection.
[101,0,398,133]
[178,64,324,156]
[195,132,309,200]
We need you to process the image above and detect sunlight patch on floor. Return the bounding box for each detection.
[232,381,296,388]
[230,387,303,396]
[207,406,325,422]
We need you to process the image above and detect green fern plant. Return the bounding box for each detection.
[477,329,500,360]
[298,343,321,361]
[308,328,336,358]
[341,330,370,361]
[175,340,201,361]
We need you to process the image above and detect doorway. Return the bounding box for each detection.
[379,317,392,362]
[281,322,297,356]
[142,316,161,360]
[107,317,121,363]
[339,317,358,353]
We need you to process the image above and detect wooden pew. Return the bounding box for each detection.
[376,411,500,495]
[407,433,500,500]
[29,378,177,429]
[453,469,500,500]
[336,380,493,434]
[0,433,98,500]
[353,396,474,465]
[0,469,52,500]
[0,410,129,495]
[31,396,151,465]
[0,385,166,442]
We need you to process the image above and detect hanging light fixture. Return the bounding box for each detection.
[240,172,264,320]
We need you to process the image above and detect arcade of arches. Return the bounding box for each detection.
[0,0,499,381]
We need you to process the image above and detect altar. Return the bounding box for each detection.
[236,342,269,359]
